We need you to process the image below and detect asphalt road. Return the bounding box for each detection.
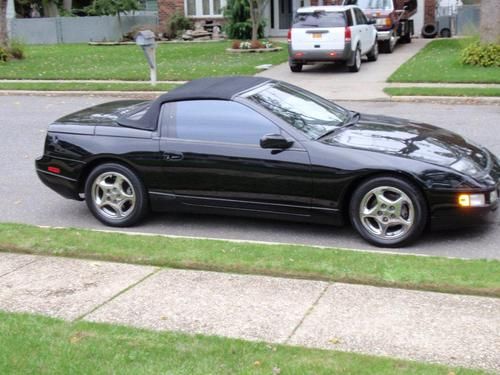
[1,95,499,259]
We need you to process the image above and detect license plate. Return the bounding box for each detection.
[312,33,322,39]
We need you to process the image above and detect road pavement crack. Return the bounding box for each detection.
[284,282,330,344]
[74,267,162,322]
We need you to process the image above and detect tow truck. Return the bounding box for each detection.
[343,0,417,53]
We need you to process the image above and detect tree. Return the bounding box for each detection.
[479,0,500,44]
[248,0,269,42]
[0,0,7,46]
[86,0,139,33]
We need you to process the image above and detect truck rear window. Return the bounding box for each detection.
[293,11,347,28]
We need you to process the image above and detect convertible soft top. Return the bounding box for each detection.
[118,76,271,130]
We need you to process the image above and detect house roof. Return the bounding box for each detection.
[117,76,271,130]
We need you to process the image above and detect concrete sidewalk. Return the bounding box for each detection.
[0,252,499,372]
[256,38,431,101]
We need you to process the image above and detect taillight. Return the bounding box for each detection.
[287,29,292,43]
[345,26,351,42]
[48,166,61,174]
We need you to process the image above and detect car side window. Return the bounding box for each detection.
[354,8,366,25]
[163,100,280,145]
[346,10,354,26]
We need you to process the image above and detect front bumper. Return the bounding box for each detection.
[428,188,499,230]
[376,30,393,41]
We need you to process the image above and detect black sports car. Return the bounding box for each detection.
[36,77,499,247]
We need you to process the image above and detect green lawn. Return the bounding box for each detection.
[1,223,499,297]
[0,42,287,81]
[0,81,179,91]
[388,39,500,83]
[384,87,500,97]
[0,311,482,375]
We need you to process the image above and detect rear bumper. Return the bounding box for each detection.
[35,156,83,201]
[376,30,393,41]
[288,43,352,63]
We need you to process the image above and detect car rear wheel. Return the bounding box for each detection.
[289,62,303,72]
[348,47,362,72]
[349,177,427,247]
[367,40,378,61]
[85,163,148,227]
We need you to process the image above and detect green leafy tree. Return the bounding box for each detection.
[248,0,269,42]
[223,0,264,40]
[85,0,139,31]
[0,0,8,46]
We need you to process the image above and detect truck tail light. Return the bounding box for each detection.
[345,27,351,42]
[287,29,292,42]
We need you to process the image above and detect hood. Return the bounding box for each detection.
[54,100,150,127]
[323,113,493,178]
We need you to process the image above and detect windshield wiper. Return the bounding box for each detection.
[315,111,361,140]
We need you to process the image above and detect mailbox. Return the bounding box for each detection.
[135,30,156,47]
[135,30,157,86]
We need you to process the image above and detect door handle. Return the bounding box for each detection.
[163,152,184,161]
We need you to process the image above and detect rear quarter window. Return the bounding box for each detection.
[293,11,347,28]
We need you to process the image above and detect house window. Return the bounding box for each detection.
[185,0,226,16]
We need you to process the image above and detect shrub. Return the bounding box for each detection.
[223,0,264,40]
[166,13,193,38]
[0,46,8,62]
[250,40,263,49]
[8,40,26,60]
[461,41,500,67]
[231,39,241,49]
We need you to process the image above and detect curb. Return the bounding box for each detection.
[2,90,499,104]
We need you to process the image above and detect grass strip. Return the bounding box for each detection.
[0,42,288,81]
[0,223,499,297]
[388,39,500,84]
[0,81,179,92]
[0,311,484,374]
[384,87,500,97]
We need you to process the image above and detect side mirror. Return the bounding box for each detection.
[367,18,376,25]
[260,134,293,149]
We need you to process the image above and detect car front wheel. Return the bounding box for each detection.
[84,163,148,227]
[349,177,427,247]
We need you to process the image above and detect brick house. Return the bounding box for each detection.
[158,0,436,37]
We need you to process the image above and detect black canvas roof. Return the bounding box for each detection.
[118,76,271,130]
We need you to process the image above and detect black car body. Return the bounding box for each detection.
[36,77,499,247]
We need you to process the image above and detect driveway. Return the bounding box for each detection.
[257,38,430,100]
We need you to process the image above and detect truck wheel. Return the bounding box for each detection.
[400,33,411,44]
[380,34,395,53]
[421,24,438,39]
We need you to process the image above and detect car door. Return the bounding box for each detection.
[157,100,313,217]
[353,7,370,53]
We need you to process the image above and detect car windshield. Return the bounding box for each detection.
[245,83,350,140]
[344,0,393,10]
[293,11,346,28]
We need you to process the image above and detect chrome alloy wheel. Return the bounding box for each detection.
[359,186,415,240]
[91,172,136,219]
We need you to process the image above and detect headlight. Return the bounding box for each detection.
[376,18,392,26]
[458,193,486,207]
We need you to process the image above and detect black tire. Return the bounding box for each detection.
[349,176,428,247]
[84,163,148,227]
[380,38,395,54]
[440,28,451,38]
[348,47,362,72]
[400,32,412,44]
[289,62,303,72]
[421,24,438,39]
[367,40,379,62]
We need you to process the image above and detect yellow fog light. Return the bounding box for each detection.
[458,194,486,207]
